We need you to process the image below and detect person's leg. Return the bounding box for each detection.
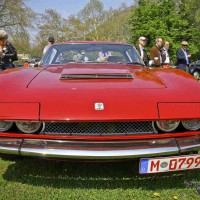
[177,64,187,71]
[5,62,15,69]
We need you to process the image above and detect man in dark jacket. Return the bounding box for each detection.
[0,30,18,71]
[176,41,191,72]
[149,38,163,67]
[135,36,148,66]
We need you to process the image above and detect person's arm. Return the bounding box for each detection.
[176,49,186,61]
[3,43,18,61]
[186,50,191,58]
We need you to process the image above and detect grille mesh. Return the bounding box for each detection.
[42,121,155,136]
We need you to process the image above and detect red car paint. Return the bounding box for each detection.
[0,42,199,165]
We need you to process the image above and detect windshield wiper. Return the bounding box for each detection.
[126,62,145,66]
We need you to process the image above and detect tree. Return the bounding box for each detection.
[77,0,105,40]
[179,0,200,27]
[97,4,132,42]
[11,31,31,54]
[0,0,35,30]
[129,0,200,61]
[36,9,69,41]
[33,9,70,56]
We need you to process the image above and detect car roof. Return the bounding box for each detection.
[53,41,130,45]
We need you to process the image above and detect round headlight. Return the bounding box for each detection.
[0,121,14,132]
[16,121,42,134]
[182,120,200,131]
[156,120,180,132]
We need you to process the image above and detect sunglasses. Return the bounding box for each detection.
[183,45,188,46]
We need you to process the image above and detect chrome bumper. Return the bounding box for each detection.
[0,135,199,159]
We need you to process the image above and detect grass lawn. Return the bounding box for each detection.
[0,154,199,200]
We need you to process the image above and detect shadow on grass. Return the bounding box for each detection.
[1,154,200,190]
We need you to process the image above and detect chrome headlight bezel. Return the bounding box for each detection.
[181,120,200,131]
[156,120,180,132]
[0,121,14,132]
[15,121,43,134]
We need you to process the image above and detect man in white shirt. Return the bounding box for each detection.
[136,36,148,65]
[162,41,170,68]
[43,36,55,55]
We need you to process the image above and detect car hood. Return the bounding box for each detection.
[1,64,200,121]
[28,63,166,89]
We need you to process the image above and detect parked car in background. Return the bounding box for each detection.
[0,41,199,174]
[189,60,200,80]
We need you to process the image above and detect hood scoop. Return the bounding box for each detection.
[60,68,133,79]
[60,73,133,79]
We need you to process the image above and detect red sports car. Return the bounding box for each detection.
[0,41,199,174]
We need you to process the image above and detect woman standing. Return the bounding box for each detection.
[0,30,18,71]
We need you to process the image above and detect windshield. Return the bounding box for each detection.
[40,43,144,65]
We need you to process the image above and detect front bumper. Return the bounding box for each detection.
[0,135,199,159]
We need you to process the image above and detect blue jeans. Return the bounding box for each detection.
[5,62,15,69]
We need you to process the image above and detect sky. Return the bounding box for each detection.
[26,0,134,18]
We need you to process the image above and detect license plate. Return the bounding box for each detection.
[139,154,200,174]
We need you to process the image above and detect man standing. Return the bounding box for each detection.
[162,41,170,68]
[43,36,55,55]
[135,36,148,65]
[176,41,191,72]
[149,38,163,67]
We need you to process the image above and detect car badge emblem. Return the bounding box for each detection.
[95,103,104,110]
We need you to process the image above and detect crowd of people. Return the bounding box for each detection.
[136,36,191,72]
[0,29,192,73]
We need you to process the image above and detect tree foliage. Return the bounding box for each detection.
[129,0,200,61]
[36,9,69,41]
[1,0,200,61]
[0,0,35,30]
[34,0,132,45]
[11,31,31,54]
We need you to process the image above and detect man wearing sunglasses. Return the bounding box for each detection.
[176,41,191,72]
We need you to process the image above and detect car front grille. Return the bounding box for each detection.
[42,121,155,136]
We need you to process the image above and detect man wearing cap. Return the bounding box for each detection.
[149,38,163,67]
[135,36,148,65]
[0,30,18,71]
[176,41,191,72]
[43,36,55,55]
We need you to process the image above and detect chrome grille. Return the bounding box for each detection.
[42,121,155,136]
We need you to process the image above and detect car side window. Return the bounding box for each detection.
[126,48,141,63]
[42,48,58,65]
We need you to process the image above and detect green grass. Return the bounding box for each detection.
[0,155,199,200]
